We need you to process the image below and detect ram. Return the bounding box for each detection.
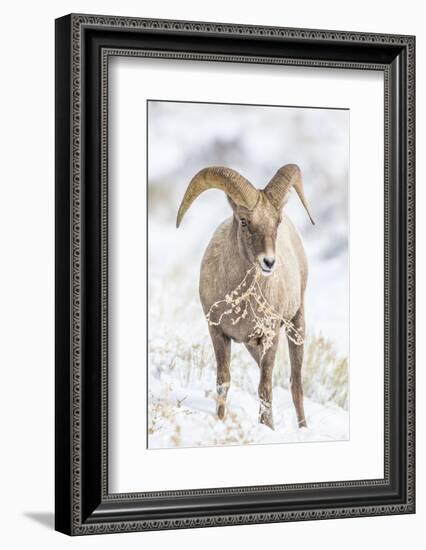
[176,164,314,430]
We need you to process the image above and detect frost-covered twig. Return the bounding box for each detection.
[206,265,304,360]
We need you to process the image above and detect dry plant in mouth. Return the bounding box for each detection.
[206,264,304,362]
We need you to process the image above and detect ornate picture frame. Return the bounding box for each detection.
[55,13,415,535]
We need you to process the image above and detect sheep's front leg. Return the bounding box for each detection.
[209,326,231,420]
[258,364,274,429]
[288,307,307,428]
[245,340,277,430]
[257,341,279,430]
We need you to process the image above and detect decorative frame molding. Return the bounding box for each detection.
[55,14,415,535]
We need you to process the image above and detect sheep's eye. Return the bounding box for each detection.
[240,218,248,227]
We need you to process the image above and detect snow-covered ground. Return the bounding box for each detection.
[149,375,348,449]
[147,101,350,449]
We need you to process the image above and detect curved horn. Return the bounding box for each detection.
[264,164,315,225]
[176,167,259,228]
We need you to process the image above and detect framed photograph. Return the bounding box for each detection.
[55,14,415,535]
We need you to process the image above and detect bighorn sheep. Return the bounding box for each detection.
[176,165,314,430]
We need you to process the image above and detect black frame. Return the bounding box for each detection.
[55,14,415,535]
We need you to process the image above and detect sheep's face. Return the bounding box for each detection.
[230,192,281,277]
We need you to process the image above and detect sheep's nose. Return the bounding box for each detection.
[263,257,275,269]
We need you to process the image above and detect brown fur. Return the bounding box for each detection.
[199,190,308,429]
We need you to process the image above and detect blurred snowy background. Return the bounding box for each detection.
[147,101,349,449]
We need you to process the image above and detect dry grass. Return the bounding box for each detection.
[151,326,348,409]
[274,332,348,410]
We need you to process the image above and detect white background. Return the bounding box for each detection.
[110,59,383,492]
[0,0,422,548]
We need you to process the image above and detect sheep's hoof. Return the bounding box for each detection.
[217,403,226,420]
[298,418,307,428]
[259,410,274,430]
[260,414,274,430]
[216,383,229,420]
[259,399,274,430]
